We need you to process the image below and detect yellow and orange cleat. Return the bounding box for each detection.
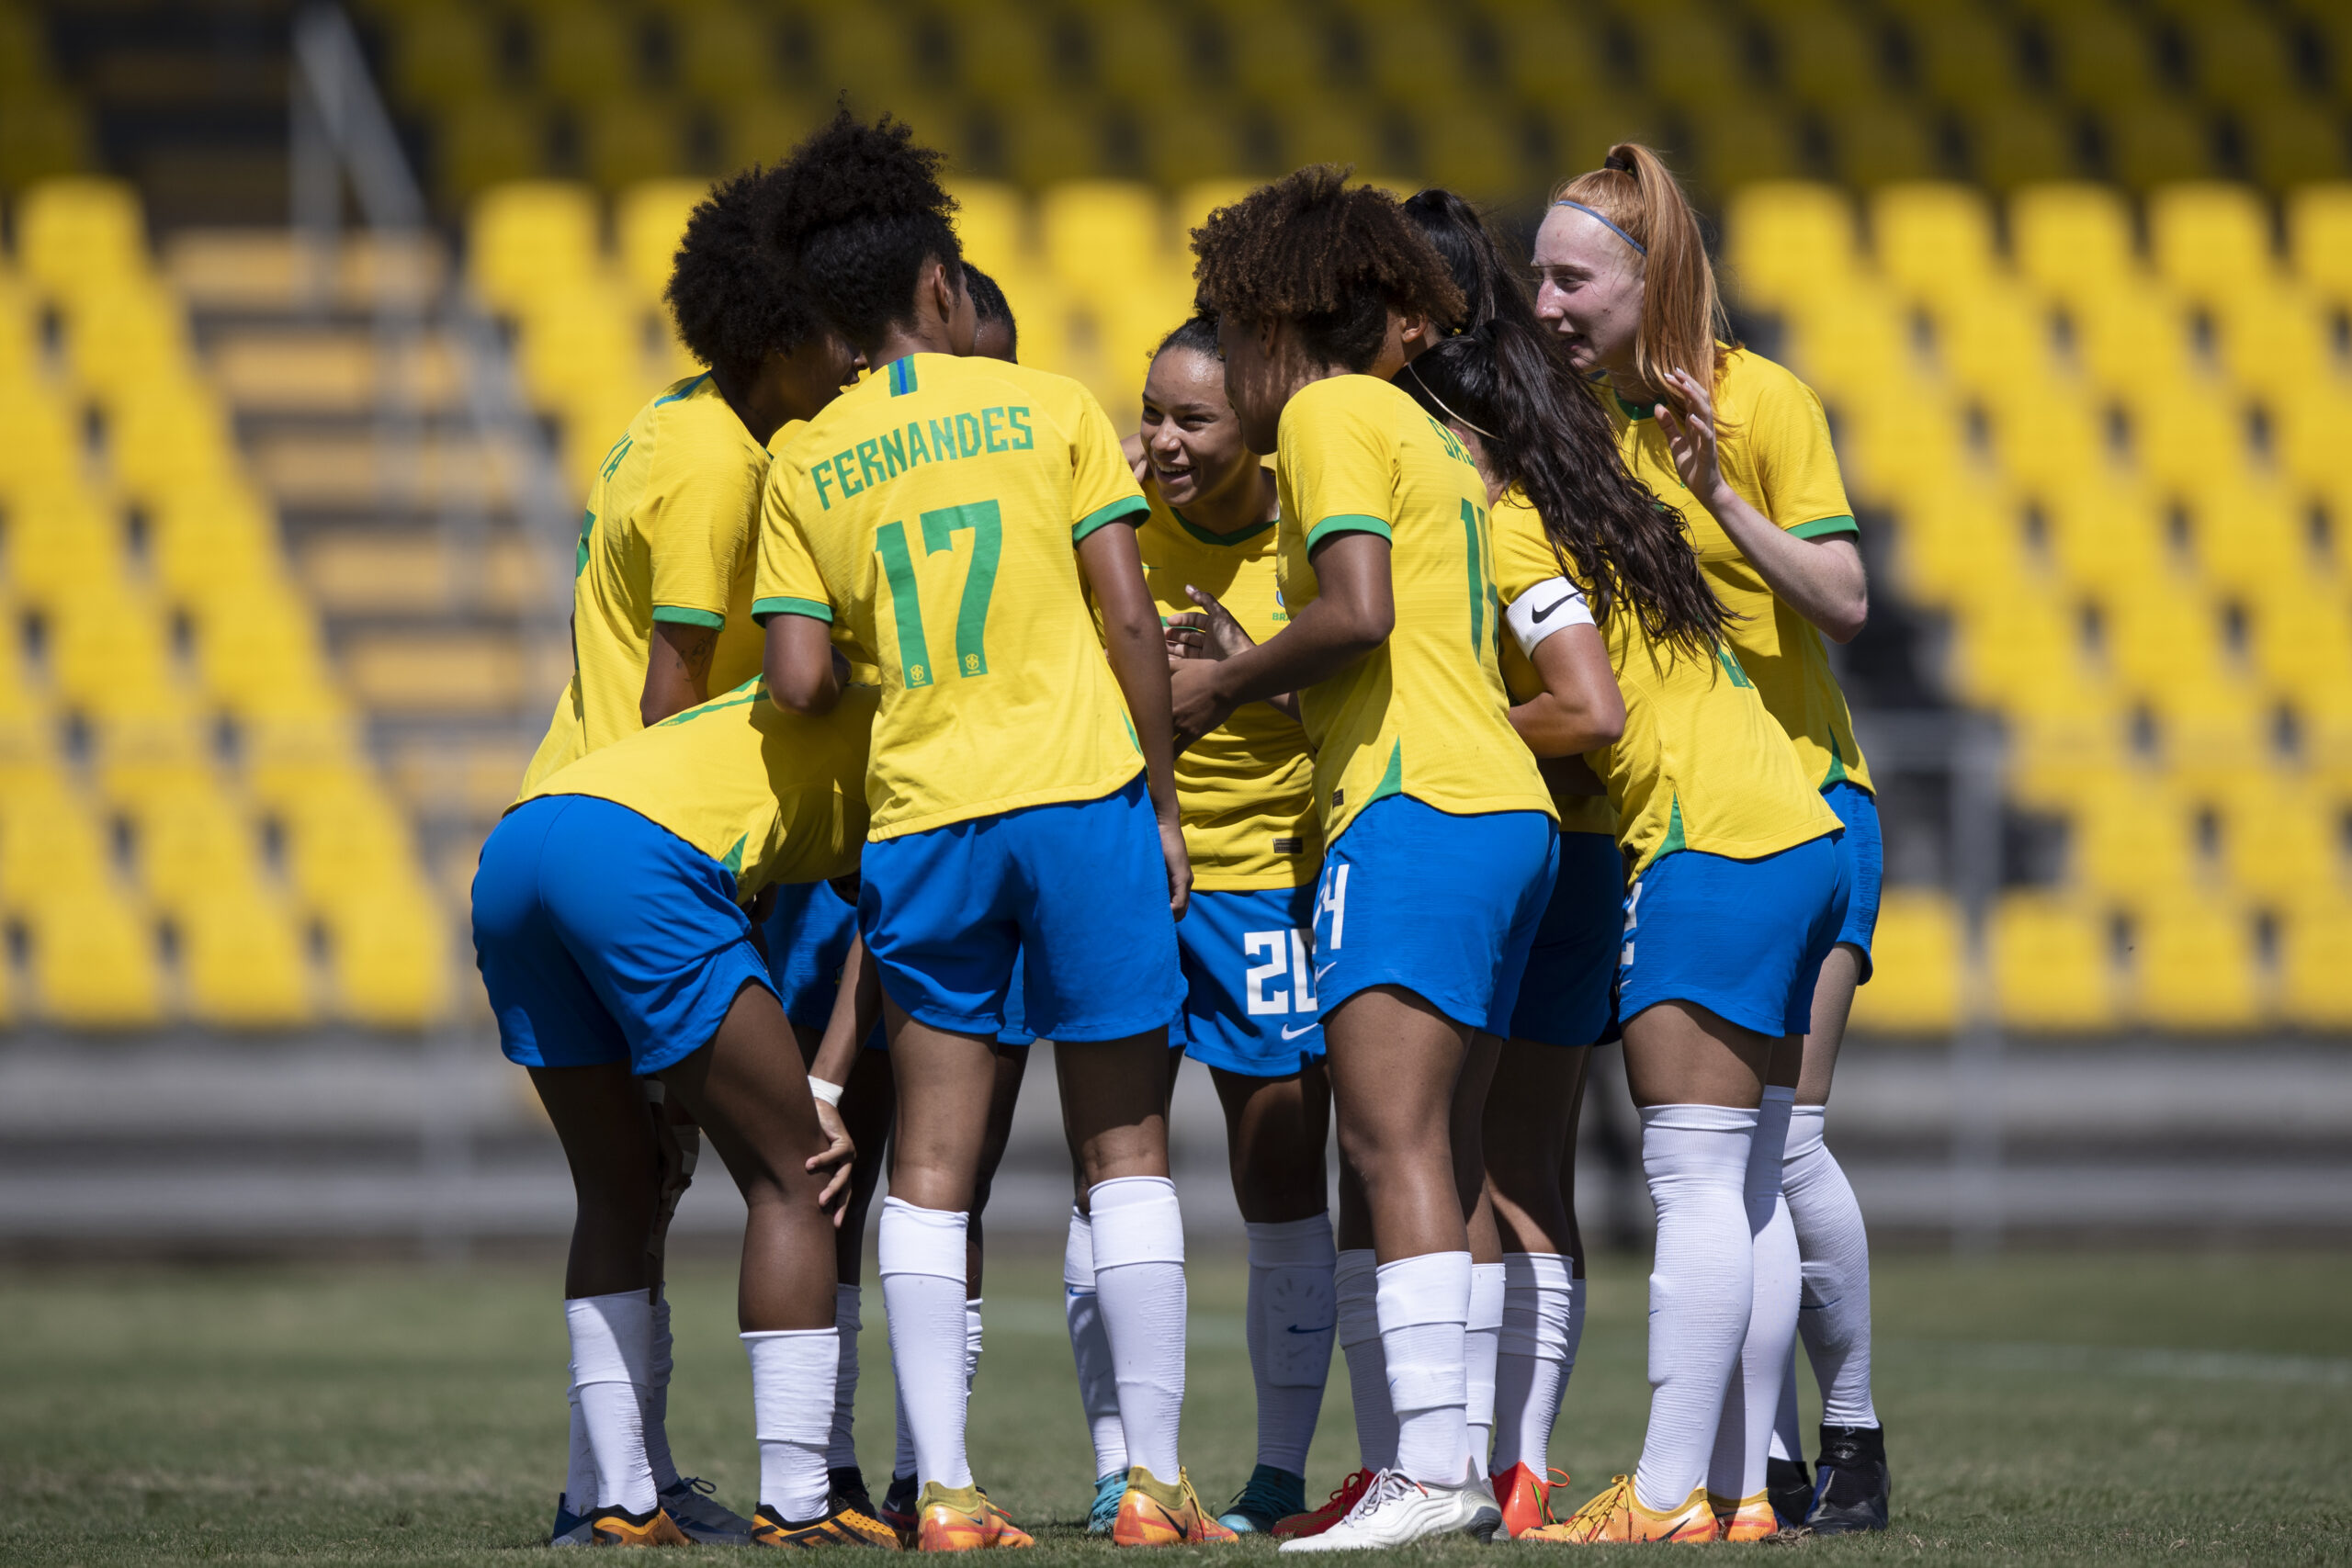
[588,1504,692,1546]
[1271,1469,1374,1540]
[1520,1476,1720,1544]
[912,1483,1034,1552]
[1710,1490,1780,1542]
[750,1500,901,1549]
[1491,1463,1570,1539]
[1111,1467,1239,1547]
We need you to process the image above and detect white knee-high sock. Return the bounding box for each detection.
[642,1289,680,1492]
[1631,1104,1758,1515]
[1709,1089,1799,1506]
[1245,1213,1338,1478]
[1090,1176,1187,1483]
[564,1390,598,1517]
[879,1198,973,1489]
[567,1291,658,1514]
[1377,1250,1472,1486]
[1464,1262,1507,1472]
[828,1284,861,1472]
[1063,1206,1127,1480]
[1781,1104,1879,1429]
[1335,1249,1396,1471]
[965,1298,983,1395]
[1492,1252,1581,1475]
[745,1327,837,1522]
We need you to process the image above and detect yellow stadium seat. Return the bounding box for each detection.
[2119,385,2256,491]
[43,591,180,710]
[2036,482,2170,590]
[666,2,780,101]
[2105,101,2222,191]
[2127,898,2266,1030]
[385,0,501,109]
[1901,6,2023,101]
[178,887,316,1029]
[2213,780,2347,908]
[1957,95,2079,190]
[1847,887,1961,1034]
[1828,386,1967,501]
[1886,481,2030,608]
[468,183,603,313]
[30,888,165,1029]
[2269,385,2352,491]
[944,0,1065,107]
[1133,103,1268,190]
[2011,183,2137,299]
[2177,5,2303,108]
[1215,2,1332,100]
[2239,99,2349,191]
[1084,6,1198,112]
[1992,891,2121,1031]
[522,0,636,104]
[2279,906,2352,1028]
[1038,182,1164,300]
[1822,96,1939,189]
[2147,183,2278,302]
[2041,2,2163,107]
[329,887,451,1030]
[1932,286,2061,395]
[945,181,1029,279]
[1871,183,1997,302]
[2287,184,2352,302]
[1724,183,1856,310]
[803,5,921,103]
[2208,288,2336,399]
[616,179,706,306]
[580,98,688,193]
[0,786,112,914]
[1413,105,1526,205]
[1620,0,1748,109]
[436,101,547,206]
[1981,397,2109,493]
[1945,589,2095,715]
[2066,778,2202,906]
[1680,97,1804,190]
[121,789,263,910]
[2065,282,2198,390]
[15,177,147,299]
[2246,580,2352,702]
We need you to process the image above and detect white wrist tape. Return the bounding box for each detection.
[1506,575,1593,657]
[807,1076,844,1108]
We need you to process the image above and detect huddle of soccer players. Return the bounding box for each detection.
[469,110,1888,1552]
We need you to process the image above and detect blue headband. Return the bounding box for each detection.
[1553,199,1647,255]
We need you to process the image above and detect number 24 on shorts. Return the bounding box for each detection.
[875,499,1001,688]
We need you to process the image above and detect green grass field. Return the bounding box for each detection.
[6,1248,2348,1566]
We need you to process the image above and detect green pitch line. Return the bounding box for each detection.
[2,1252,2346,1565]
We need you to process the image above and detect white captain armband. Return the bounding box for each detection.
[808,1076,844,1108]
[1505,576,1594,657]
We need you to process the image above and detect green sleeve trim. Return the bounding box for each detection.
[1787,513,1859,540]
[752,595,833,625]
[650,604,726,629]
[1306,513,1393,549]
[1073,495,1150,543]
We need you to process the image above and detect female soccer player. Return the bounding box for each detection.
[762,263,1035,1533]
[517,162,859,1548]
[1393,321,1849,1545]
[473,671,895,1550]
[757,112,1227,1550]
[1111,316,1336,1536]
[1175,167,1559,1552]
[1396,187,1634,1538]
[1533,143,1887,1534]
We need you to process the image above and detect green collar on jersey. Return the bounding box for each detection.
[1170,505,1280,547]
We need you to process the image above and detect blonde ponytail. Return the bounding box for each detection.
[1551,143,1735,412]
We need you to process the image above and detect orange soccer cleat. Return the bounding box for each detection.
[750,1500,901,1549]
[1491,1463,1570,1539]
[1271,1469,1374,1540]
[1111,1467,1239,1546]
[1710,1490,1780,1543]
[588,1504,693,1546]
[911,1483,1034,1551]
[1519,1476,1720,1544]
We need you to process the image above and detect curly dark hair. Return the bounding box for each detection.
[662,164,822,385]
[766,109,961,354]
[1190,166,1464,374]
[1398,318,1731,658]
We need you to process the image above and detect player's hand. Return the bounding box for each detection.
[1654,367,1728,509]
[1165,584,1258,665]
[1169,659,1235,749]
[1122,430,1150,487]
[1159,811,1193,922]
[808,1098,856,1220]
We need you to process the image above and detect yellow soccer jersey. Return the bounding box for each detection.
[1609,347,1873,795]
[1135,489,1317,889]
[518,373,772,795]
[1491,491,1838,873]
[1495,605,1618,841]
[1274,374,1554,845]
[754,353,1150,839]
[523,676,879,899]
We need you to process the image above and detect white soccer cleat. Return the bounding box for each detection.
[1277,1468,1501,1552]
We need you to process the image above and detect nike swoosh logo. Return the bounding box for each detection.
[1283,1322,1335,1335]
[1530,594,1577,623]
[1314,962,1337,980]
[1280,1023,1318,1040]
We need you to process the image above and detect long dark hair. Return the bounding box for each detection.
[1399,319,1730,657]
